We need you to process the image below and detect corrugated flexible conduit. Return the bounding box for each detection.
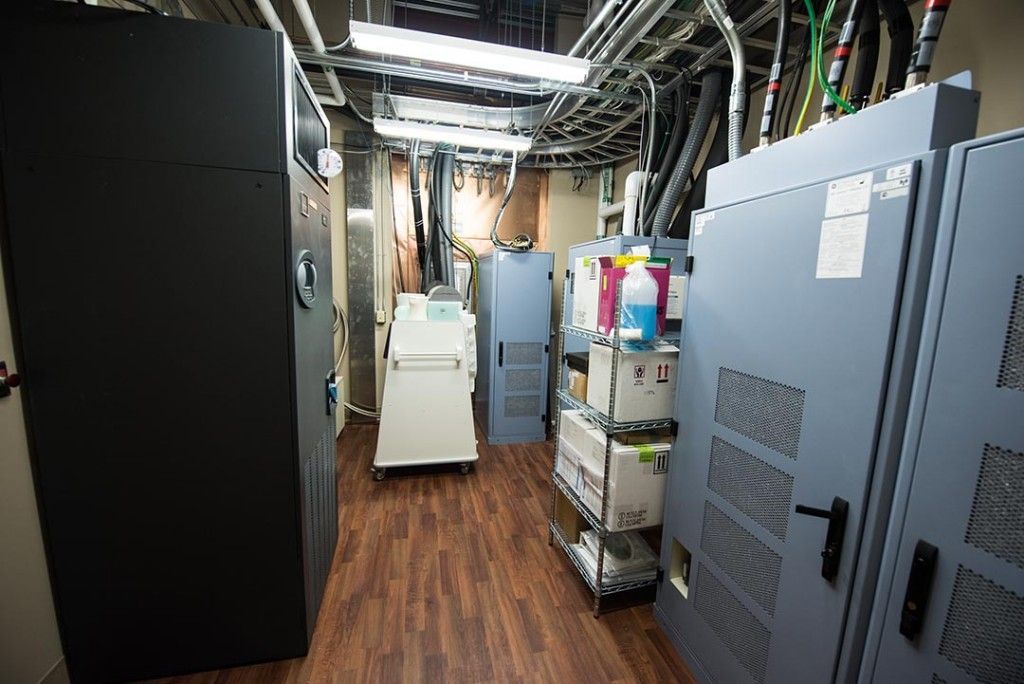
[702,0,746,161]
[651,70,722,237]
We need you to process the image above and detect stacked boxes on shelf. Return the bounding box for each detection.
[549,237,686,617]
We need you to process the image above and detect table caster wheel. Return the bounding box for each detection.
[459,463,471,475]
[372,467,386,481]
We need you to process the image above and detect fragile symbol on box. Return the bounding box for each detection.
[656,363,670,383]
[634,364,646,384]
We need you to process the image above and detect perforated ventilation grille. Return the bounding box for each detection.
[931,675,947,684]
[707,436,794,540]
[505,368,542,392]
[302,425,338,627]
[965,443,1024,570]
[505,394,540,418]
[715,368,805,459]
[938,565,1024,683]
[701,502,782,616]
[694,562,770,683]
[997,275,1024,391]
[506,342,543,366]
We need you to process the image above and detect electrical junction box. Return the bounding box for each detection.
[653,82,980,684]
[475,250,554,445]
[586,341,678,423]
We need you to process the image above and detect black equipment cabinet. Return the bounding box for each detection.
[0,4,338,681]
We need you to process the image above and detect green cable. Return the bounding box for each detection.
[794,0,820,134]
[817,0,857,115]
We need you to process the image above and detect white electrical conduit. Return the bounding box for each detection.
[289,0,347,107]
[702,0,746,161]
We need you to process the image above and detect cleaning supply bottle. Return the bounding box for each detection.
[621,260,659,340]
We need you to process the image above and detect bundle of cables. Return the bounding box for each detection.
[794,0,859,133]
[489,151,535,252]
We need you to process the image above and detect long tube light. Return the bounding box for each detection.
[372,118,533,152]
[350,21,591,84]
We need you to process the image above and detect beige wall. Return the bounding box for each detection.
[0,257,68,684]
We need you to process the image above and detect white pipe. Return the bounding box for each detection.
[622,170,648,236]
[596,200,625,238]
[290,0,347,107]
[253,0,286,33]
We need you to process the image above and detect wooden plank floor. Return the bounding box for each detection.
[153,422,693,683]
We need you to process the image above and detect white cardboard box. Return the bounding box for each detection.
[557,433,670,531]
[571,256,604,331]
[586,341,679,422]
[667,275,687,320]
[560,410,600,448]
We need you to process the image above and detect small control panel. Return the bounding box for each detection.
[295,250,317,308]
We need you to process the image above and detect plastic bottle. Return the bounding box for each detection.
[621,261,659,340]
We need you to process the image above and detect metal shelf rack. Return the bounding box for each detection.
[548,274,675,616]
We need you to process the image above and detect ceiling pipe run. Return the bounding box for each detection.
[289,0,347,107]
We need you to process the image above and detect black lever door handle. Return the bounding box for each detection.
[899,540,939,640]
[498,341,504,367]
[795,496,849,582]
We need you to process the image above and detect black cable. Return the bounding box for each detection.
[781,0,819,138]
[878,0,915,96]
[850,0,880,109]
[760,0,792,142]
[821,0,868,116]
[642,79,691,235]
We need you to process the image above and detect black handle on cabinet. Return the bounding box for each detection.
[498,342,504,367]
[794,496,849,582]
[899,540,939,640]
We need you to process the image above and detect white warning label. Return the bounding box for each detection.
[694,210,715,236]
[816,214,869,279]
[825,172,873,217]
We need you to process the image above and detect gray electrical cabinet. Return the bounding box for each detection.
[475,250,554,444]
[0,4,337,681]
[654,83,979,684]
[859,129,1024,683]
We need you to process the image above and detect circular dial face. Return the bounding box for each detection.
[317,148,343,178]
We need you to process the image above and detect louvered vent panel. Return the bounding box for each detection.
[714,368,805,459]
[996,275,1024,391]
[707,435,794,540]
[938,565,1024,683]
[506,368,542,392]
[694,562,770,683]
[965,443,1024,569]
[700,501,782,615]
[506,342,543,366]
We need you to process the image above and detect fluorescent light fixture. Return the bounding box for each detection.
[372,118,533,152]
[350,21,591,84]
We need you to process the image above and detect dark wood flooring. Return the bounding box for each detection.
[153,422,693,683]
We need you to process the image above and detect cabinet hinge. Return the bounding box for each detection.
[548,271,553,280]
[684,255,694,274]
[670,419,679,437]
[656,566,665,583]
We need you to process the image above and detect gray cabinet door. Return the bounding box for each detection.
[657,160,921,683]
[863,134,1024,683]
[489,251,553,443]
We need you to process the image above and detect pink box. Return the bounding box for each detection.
[596,256,672,337]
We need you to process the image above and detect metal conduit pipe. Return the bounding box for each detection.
[703,0,746,162]
[651,70,722,238]
[289,0,347,107]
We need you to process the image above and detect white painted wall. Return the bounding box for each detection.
[0,255,68,684]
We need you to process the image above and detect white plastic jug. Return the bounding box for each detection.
[621,261,659,340]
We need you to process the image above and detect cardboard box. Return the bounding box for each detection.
[586,341,679,423]
[568,369,588,402]
[553,486,589,544]
[571,256,605,331]
[558,433,671,531]
[596,256,672,337]
[666,275,687,321]
[560,410,602,449]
